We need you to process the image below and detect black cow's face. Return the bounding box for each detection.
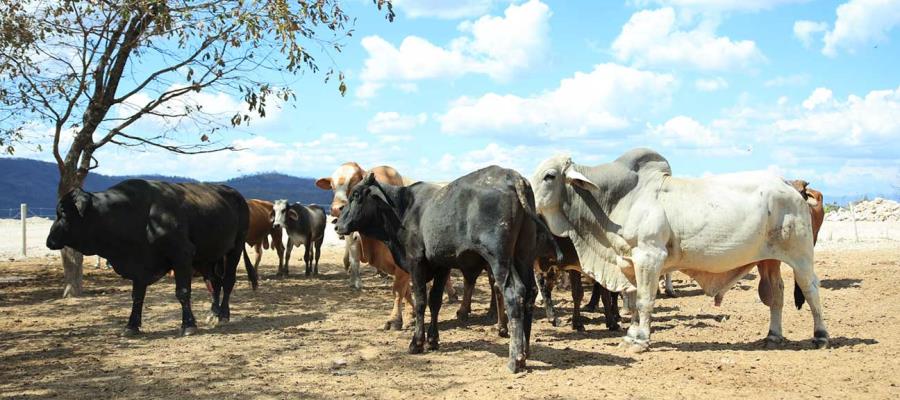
[334,174,387,237]
[46,188,92,250]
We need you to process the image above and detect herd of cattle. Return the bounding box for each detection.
[44,148,828,373]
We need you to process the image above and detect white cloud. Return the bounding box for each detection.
[391,0,498,19]
[630,0,809,12]
[612,8,765,71]
[793,20,829,48]
[438,63,676,137]
[357,0,551,98]
[649,116,720,146]
[801,87,833,110]
[822,0,900,56]
[776,86,900,146]
[366,112,428,134]
[695,77,728,91]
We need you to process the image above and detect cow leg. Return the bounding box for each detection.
[347,235,362,290]
[600,286,621,331]
[385,273,406,331]
[173,266,198,337]
[497,259,527,373]
[426,267,450,351]
[788,258,829,349]
[408,263,429,355]
[444,274,458,304]
[402,274,416,330]
[123,281,148,336]
[281,239,293,278]
[487,272,509,337]
[569,270,585,332]
[663,273,678,297]
[456,269,479,323]
[622,244,667,352]
[205,275,223,324]
[342,245,351,271]
[253,244,263,270]
[584,282,601,312]
[536,266,560,327]
[757,260,785,346]
[218,248,240,323]
[314,239,323,276]
[304,243,312,277]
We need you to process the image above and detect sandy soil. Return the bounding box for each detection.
[1,245,898,399]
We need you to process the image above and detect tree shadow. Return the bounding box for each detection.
[441,338,635,370]
[820,278,861,290]
[654,336,878,352]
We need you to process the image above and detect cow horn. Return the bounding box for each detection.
[564,167,599,192]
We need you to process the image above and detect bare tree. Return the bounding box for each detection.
[0,0,394,297]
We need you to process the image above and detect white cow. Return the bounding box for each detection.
[532,148,828,352]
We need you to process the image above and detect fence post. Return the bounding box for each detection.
[848,201,859,243]
[21,203,27,256]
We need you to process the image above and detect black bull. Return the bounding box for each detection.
[334,166,560,373]
[46,179,257,336]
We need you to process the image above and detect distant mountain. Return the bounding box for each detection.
[0,158,332,215]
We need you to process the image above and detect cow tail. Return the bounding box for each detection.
[513,176,563,263]
[243,246,259,290]
[794,282,805,310]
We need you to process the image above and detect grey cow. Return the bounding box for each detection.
[272,200,327,277]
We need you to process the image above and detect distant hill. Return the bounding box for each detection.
[0,158,332,215]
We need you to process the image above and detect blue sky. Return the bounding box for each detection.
[13,0,900,197]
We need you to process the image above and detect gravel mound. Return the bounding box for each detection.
[826,198,900,222]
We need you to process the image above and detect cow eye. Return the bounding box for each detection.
[543,171,556,181]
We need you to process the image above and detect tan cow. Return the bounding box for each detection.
[317,163,457,330]
[246,199,285,273]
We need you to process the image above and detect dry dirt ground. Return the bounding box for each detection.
[1,246,898,399]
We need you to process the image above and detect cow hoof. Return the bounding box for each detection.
[507,357,527,373]
[427,340,439,351]
[179,326,198,337]
[550,317,562,327]
[446,294,458,304]
[813,337,829,349]
[583,304,598,312]
[218,317,229,324]
[408,342,425,355]
[572,322,585,332]
[383,320,402,331]
[607,323,621,332]
[121,327,141,337]
[456,310,469,324]
[496,326,509,338]
[620,337,649,353]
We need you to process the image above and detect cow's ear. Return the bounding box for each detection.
[269,210,276,222]
[564,168,599,191]
[72,188,92,217]
[363,172,377,185]
[315,178,333,190]
[288,209,299,221]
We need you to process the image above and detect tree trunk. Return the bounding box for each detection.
[58,164,86,298]
[62,247,84,298]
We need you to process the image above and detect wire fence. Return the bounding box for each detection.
[0,207,56,220]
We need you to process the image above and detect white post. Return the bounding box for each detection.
[21,203,27,257]
[848,201,859,243]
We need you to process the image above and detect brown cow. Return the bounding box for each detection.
[246,199,285,273]
[316,163,457,330]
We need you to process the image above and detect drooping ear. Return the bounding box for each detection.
[564,168,599,191]
[71,188,92,217]
[363,172,377,185]
[288,209,299,221]
[269,210,276,222]
[315,177,333,190]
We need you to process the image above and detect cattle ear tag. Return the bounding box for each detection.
[565,169,599,191]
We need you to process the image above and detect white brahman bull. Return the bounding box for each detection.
[532,148,828,352]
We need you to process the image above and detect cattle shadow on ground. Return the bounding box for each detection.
[653,336,878,352]
[539,325,624,341]
[820,278,861,290]
[442,338,635,370]
[653,313,722,324]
